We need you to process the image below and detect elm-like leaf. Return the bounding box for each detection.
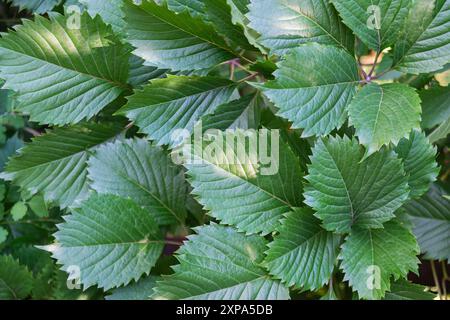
[348,83,422,157]
[255,43,360,137]
[152,224,290,300]
[48,194,164,290]
[304,136,409,233]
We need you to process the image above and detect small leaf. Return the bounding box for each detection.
[49,194,164,290]
[348,83,421,157]
[304,136,409,233]
[340,220,420,300]
[11,201,27,221]
[0,227,8,244]
[152,224,290,300]
[28,195,49,218]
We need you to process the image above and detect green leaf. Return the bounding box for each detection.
[403,184,450,260]
[117,76,237,146]
[88,138,187,226]
[8,0,61,14]
[0,227,8,244]
[11,201,27,221]
[123,0,236,72]
[106,276,157,300]
[185,130,304,235]
[348,83,422,157]
[128,55,167,88]
[393,0,450,74]
[331,0,410,50]
[48,194,164,290]
[420,86,450,129]
[80,0,125,34]
[28,194,49,218]
[247,0,354,55]
[0,13,130,125]
[264,208,341,290]
[384,279,435,300]
[201,93,262,131]
[152,224,290,300]
[1,123,122,209]
[167,0,205,17]
[255,43,359,137]
[429,117,450,143]
[340,220,419,300]
[395,130,439,199]
[304,136,409,233]
[0,255,33,300]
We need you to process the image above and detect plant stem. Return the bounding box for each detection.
[431,260,443,300]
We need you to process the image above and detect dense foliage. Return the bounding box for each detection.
[0,0,449,300]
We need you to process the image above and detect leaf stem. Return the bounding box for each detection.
[431,260,443,300]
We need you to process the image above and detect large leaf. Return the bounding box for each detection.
[384,279,435,300]
[185,130,304,235]
[117,76,237,146]
[395,130,439,199]
[420,86,450,129]
[48,194,164,290]
[264,208,341,290]
[0,255,33,300]
[247,0,354,55]
[394,0,450,74]
[152,224,290,300]
[332,0,410,50]
[1,123,122,209]
[304,136,409,233]
[88,138,187,225]
[0,13,130,125]
[340,220,419,300]
[348,83,422,157]
[255,44,360,137]
[123,0,236,72]
[403,184,450,260]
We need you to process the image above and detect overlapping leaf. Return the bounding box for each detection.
[255,44,360,137]
[304,136,409,233]
[106,276,157,300]
[8,0,61,14]
[0,255,33,300]
[384,280,435,300]
[117,76,237,146]
[247,0,354,55]
[0,13,130,125]
[1,123,122,209]
[332,0,410,50]
[348,83,422,157]
[185,130,304,235]
[88,138,187,225]
[394,0,450,74]
[123,0,237,72]
[403,184,450,260]
[395,130,439,199]
[48,194,164,290]
[340,221,419,300]
[264,208,341,290]
[152,224,290,300]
